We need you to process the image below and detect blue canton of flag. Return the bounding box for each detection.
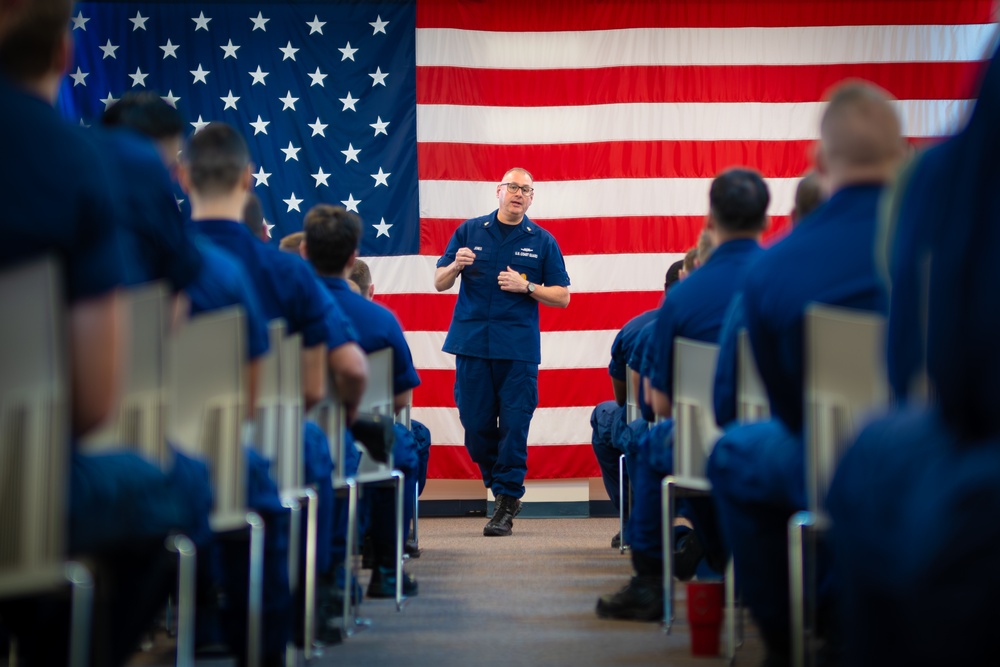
[59,1,419,256]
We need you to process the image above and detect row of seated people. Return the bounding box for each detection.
[0,3,430,665]
[585,67,1000,667]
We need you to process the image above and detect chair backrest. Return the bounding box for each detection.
[251,320,282,480]
[0,257,69,579]
[672,338,722,487]
[804,304,889,514]
[168,307,248,525]
[737,329,770,422]
[356,348,394,474]
[626,366,641,424]
[82,282,171,467]
[275,326,304,491]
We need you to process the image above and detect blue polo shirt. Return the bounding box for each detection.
[186,236,270,360]
[97,128,202,292]
[437,211,570,364]
[316,276,420,394]
[649,238,763,400]
[0,78,125,300]
[196,219,356,349]
[742,184,888,434]
[609,309,658,382]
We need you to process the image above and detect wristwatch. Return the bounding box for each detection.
[526,282,536,294]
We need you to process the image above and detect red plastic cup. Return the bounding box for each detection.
[686,580,724,657]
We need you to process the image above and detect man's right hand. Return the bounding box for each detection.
[454,247,476,271]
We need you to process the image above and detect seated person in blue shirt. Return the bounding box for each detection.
[827,44,1000,667]
[591,261,682,549]
[352,257,433,543]
[302,204,425,597]
[706,82,901,666]
[179,122,368,657]
[0,3,208,663]
[596,168,767,621]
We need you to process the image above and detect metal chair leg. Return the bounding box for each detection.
[725,558,736,664]
[165,535,197,667]
[246,511,265,667]
[661,476,675,634]
[789,511,813,667]
[65,561,94,667]
[342,480,358,636]
[302,488,318,659]
[618,455,629,553]
[411,481,419,549]
[392,471,406,611]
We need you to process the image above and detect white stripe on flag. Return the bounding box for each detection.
[412,406,597,446]
[416,100,972,145]
[365,253,685,295]
[418,177,801,220]
[416,24,996,68]
[404,330,620,370]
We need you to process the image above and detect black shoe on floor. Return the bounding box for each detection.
[366,565,418,598]
[595,575,664,621]
[483,494,522,536]
[673,531,706,581]
[611,531,622,549]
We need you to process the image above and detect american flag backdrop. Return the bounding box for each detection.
[62,1,996,481]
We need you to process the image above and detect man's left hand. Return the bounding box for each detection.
[498,266,529,293]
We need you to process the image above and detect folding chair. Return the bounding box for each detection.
[81,282,197,665]
[789,305,888,667]
[0,257,93,667]
[168,306,265,667]
[661,338,738,662]
[310,348,405,637]
[737,329,769,422]
[618,366,642,554]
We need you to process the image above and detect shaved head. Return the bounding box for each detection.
[820,82,904,175]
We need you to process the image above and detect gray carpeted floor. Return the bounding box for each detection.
[312,516,766,667]
[126,516,766,666]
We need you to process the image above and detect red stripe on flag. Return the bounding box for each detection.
[428,444,602,480]
[378,291,664,333]
[419,215,792,256]
[414,368,619,409]
[417,0,992,30]
[418,141,816,181]
[417,62,981,107]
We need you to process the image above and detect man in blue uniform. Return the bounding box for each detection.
[435,168,571,536]
[826,46,1000,667]
[0,3,207,664]
[180,122,368,659]
[706,82,902,666]
[302,203,424,598]
[596,168,767,620]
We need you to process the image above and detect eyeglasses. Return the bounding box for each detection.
[501,182,534,196]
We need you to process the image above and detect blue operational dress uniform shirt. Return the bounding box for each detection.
[97,128,203,292]
[626,238,762,564]
[706,185,887,652]
[712,293,746,430]
[436,211,570,498]
[0,76,207,665]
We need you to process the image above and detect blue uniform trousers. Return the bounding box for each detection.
[828,408,1000,667]
[411,419,432,496]
[330,431,362,566]
[454,355,538,498]
[365,424,420,563]
[302,421,335,576]
[627,419,675,560]
[591,401,630,509]
[706,419,805,651]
